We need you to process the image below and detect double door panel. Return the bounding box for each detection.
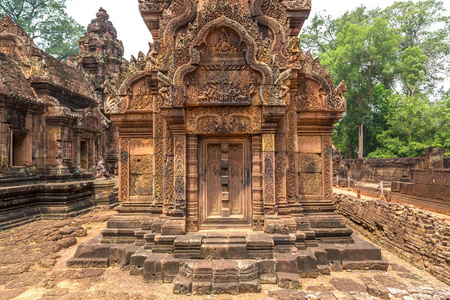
[199,136,251,228]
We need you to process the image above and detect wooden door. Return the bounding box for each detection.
[199,136,251,229]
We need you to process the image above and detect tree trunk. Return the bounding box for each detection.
[358,122,364,159]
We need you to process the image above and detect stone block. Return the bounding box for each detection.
[173,274,192,294]
[323,246,342,261]
[192,281,212,295]
[108,245,126,266]
[162,255,180,283]
[296,250,318,278]
[310,247,328,265]
[257,259,275,274]
[239,279,261,293]
[192,260,213,295]
[340,236,381,261]
[391,181,401,192]
[161,218,186,235]
[342,260,389,271]
[400,182,415,195]
[202,244,229,259]
[121,245,140,267]
[276,272,302,289]
[275,253,299,273]
[259,272,277,284]
[366,284,390,299]
[142,253,169,282]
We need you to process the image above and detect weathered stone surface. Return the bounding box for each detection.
[335,192,450,285]
[330,278,366,293]
[277,272,302,289]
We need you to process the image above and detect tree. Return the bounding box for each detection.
[396,46,429,96]
[380,0,450,92]
[368,94,450,158]
[0,0,85,60]
[320,18,401,158]
[301,0,450,158]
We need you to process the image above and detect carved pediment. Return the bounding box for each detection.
[295,52,347,112]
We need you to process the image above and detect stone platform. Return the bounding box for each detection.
[68,229,387,295]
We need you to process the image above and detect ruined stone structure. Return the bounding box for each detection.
[336,147,450,214]
[69,0,387,294]
[334,192,450,286]
[0,11,121,228]
[68,8,128,173]
[0,14,104,175]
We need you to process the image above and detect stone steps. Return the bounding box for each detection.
[172,259,261,295]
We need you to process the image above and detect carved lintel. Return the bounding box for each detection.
[161,107,185,127]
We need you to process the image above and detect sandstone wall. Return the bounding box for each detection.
[334,193,450,285]
[390,169,450,214]
[336,157,422,183]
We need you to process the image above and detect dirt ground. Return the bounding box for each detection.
[0,208,449,300]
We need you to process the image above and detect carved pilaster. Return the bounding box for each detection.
[163,120,174,214]
[172,130,186,216]
[275,128,289,215]
[119,137,130,202]
[322,135,333,200]
[286,111,300,211]
[262,132,276,215]
[186,135,198,231]
[74,132,81,167]
[252,135,263,230]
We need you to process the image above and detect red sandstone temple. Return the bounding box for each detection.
[63,0,386,294]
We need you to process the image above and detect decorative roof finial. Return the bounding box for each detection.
[96,8,109,21]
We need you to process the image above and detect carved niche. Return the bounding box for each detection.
[296,53,347,112]
[129,138,154,200]
[0,38,17,57]
[184,27,261,106]
[128,77,154,111]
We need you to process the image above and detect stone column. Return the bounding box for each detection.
[171,125,186,217]
[119,137,130,203]
[75,132,81,167]
[275,120,289,215]
[186,135,199,231]
[251,135,264,230]
[262,131,276,215]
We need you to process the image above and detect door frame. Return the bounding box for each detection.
[198,135,252,229]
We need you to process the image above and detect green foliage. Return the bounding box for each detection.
[397,47,429,96]
[367,94,450,157]
[0,0,85,60]
[302,0,450,158]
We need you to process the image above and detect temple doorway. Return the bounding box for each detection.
[80,140,88,169]
[11,131,28,166]
[198,136,252,229]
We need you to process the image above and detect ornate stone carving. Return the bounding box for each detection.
[120,138,130,202]
[322,135,333,200]
[135,174,153,195]
[296,52,347,113]
[130,79,153,110]
[186,107,261,134]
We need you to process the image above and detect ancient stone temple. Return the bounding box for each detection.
[0,12,119,228]
[68,8,128,173]
[69,0,387,294]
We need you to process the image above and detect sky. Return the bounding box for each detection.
[66,0,450,59]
